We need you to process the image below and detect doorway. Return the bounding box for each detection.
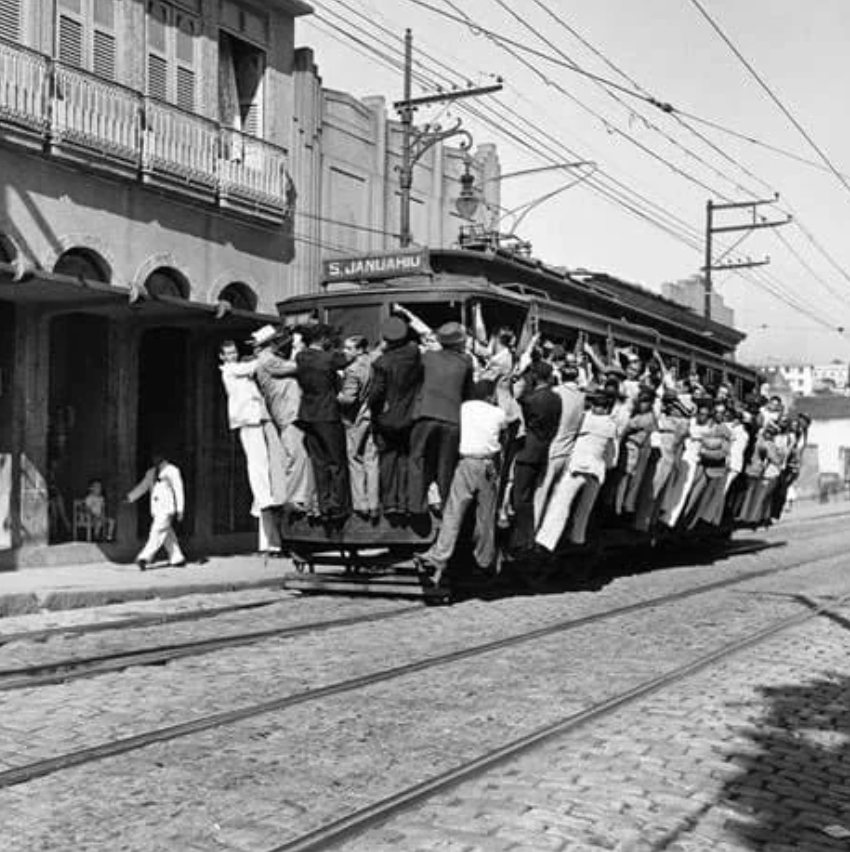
[137,327,194,535]
[47,313,111,543]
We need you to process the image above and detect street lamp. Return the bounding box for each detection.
[454,158,479,220]
[454,159,597,247]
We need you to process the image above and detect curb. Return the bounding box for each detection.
[1,576,295,617]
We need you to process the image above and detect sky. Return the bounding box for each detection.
[295,0,850,365]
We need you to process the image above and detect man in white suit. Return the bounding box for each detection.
[126,451,186,570]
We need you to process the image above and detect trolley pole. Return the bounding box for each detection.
[395,30,502,248]
[702,195,792,321]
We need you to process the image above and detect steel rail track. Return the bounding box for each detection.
[0,605,421,691]
[0,510,839,651]
[3,532,831,688]
[267,589,850,852]
[0,597,292,648]
[0,547,843,790]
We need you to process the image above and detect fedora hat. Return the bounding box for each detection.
[381,316,408,343]
[249,324,281,347]
[437,321,466,348]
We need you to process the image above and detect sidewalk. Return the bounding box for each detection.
[0,496,847,618]
[0,554,293,617]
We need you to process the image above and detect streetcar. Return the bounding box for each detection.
[274,240,760,598]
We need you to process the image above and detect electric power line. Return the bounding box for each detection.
[686,0,850,201]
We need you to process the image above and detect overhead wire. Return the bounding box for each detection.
[685,0,850,201]
[306,3,850,334]
[488,0,759,202]
[311,5,706,248]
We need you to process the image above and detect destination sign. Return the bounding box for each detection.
[322,249,431,283]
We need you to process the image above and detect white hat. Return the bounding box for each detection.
[249,324,280,347]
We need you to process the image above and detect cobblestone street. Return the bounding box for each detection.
[1,516,849,852]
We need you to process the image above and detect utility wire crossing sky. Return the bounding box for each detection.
[300,0,850,365]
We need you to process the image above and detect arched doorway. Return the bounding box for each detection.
[145,267,190,300]
[218,282,258,312]
[54,248,111,283]
[47,313,111,543]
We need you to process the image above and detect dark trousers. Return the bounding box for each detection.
[374,426,411,513]
[408,418,460,515]
[512,460,545,551]
[302,421,351,517]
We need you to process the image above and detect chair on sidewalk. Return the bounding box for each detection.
[72,499,94,542]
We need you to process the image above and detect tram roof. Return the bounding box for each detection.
[429,248,745,351]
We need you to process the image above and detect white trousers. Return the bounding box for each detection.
[239,425,276,513]
[535,472,601,551]
[137,513,185,564]
[257,508,282,553]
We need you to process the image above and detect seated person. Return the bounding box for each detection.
[81,478,116,542]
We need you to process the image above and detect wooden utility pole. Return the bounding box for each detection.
[703,196,791,320]
[395,29,502,247]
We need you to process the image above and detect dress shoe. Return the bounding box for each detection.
[136,559,148,572]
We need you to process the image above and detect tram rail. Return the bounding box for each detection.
[0,604,420,692]
[267,589,850,852]
[0,546,845,791]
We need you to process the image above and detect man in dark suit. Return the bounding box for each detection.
[408,322,474,515]
[369,317,422,515]
[292,324,351,520]
[512,359,562,551]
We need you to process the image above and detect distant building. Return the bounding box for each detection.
[757,362,850,397]
[791,395,850,502]
[661,275,735,328]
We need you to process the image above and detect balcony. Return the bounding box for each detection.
[0,37,291,224]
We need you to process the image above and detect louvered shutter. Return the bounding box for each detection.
[92,0,115,79]
[176,66,194,112]
[147,53,167,101]
[58,15,84,67]
[174,12,196,111]
[0,0,21,42]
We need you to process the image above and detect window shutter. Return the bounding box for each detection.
[93,30,115,78]
[0,0,21,42]
[176,66,194,112]
[58,15,84,67]
[92,0,115,79]
[147,53,167,101]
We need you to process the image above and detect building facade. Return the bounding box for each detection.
[661,275,735,328]
[761,363,850,397]
[0,0,499,567]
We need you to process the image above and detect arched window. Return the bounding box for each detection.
[218,282,257,312]
[145,267,190,299]
[54,248,111,282]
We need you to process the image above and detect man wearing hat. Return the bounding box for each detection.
[408,321,474,515]
[252,325,315,513]
[218,336,284,553]
[369,316,422,514]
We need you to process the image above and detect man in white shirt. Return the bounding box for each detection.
[126,451,185,570]
[219,337,283,553]
[415,380,507,586]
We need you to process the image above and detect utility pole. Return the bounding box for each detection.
[703,196,791,320]
[395,29,502,247]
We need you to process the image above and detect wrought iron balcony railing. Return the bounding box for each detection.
[0,37,291,222]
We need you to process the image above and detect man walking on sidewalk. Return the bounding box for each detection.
[126,450,186,570]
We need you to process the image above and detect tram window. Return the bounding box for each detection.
[396,301,462,332]
[326,304,383,345]
[475,300,526,339]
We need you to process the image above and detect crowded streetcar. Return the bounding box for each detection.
[220,244,806,600]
